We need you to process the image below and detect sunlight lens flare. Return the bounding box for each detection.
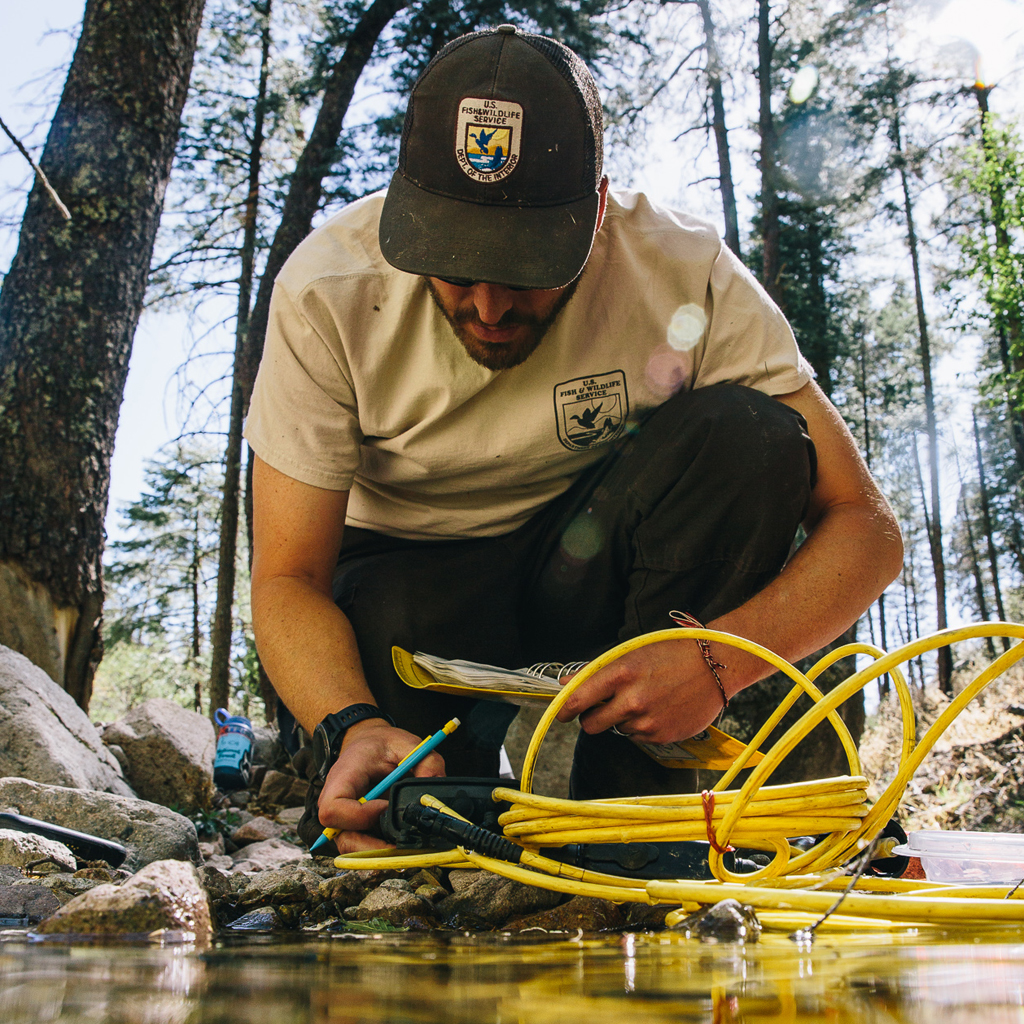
[789,66,819,105]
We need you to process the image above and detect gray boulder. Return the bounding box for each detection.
[0,828,76,873]
[0,645,131,795]
[230,837,310,873]
[35,859,212,943]
[102,698,215,814]
[0,778,200,870]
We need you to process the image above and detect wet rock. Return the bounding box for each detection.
[0,828,76,873]
[625,903,678,931]
[378,877,413,892]
[346,885,434,927]
[230,816,283,847]
[229,791,251,809]
[447,869,482,893]
[435,872,562,927]
[415,885,447,904]
[198,864,236,902]
[318,872,369,908]
[102,698,215,814]
[0,645,131,795]
[74,866,131,883]
[505,896,624,933]
[408,868,444,890]
[230,837,309,873]
[0,882,59,923]
[34,859,212,943]
[227,906,282,931]
[0,778,201,870]
[232,865,321,909]
[35,873,106,905]
[671,899,761,943]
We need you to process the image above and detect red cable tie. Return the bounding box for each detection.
[701,789,734,854]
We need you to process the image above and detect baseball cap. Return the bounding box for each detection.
[378,25,604,290]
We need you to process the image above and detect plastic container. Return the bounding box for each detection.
[891,830,1024,884]
[213,708,253,791]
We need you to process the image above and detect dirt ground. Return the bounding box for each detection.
[859,654,1024,833]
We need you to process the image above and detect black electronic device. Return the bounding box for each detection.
[380,776,514,848]
[0,812,128,867]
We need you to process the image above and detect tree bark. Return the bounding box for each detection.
[756,0,782,305]
[696,0,740,258]
[209,0,272,721]
[0,0,206,708]
[973,409,1010,649]
[894,108,951,694]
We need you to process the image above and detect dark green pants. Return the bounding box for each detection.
[326,384,815,803]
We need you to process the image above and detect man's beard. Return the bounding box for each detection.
[427,278,580,371]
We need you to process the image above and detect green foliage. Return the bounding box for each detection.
[951,118,1024,416]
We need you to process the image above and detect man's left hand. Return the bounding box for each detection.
[554,638,728,744]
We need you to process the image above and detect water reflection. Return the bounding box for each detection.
[1,930,1023,1023]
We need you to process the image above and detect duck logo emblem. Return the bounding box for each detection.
[554,371,629,451]
[455,97,522,183]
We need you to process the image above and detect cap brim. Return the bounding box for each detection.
[378,171,600,290]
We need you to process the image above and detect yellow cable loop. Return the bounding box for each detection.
[333,622,1024,929]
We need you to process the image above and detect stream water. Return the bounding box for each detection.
[2,928,1024,1023]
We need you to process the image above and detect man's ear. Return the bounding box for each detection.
[595,175,609,233]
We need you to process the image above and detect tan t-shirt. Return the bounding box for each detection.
[244,188,813,540]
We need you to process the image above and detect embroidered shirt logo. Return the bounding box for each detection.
[554,371,629,451]
[455,97,522,183]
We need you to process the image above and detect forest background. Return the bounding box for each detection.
[1,0,1022,734]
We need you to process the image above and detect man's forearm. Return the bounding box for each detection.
[709,498,904,697]
[252,574,375,734]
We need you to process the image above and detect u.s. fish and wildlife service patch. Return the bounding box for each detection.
[455,97,523,183]
[554,371,629,451]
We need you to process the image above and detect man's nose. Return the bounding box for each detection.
[471,283,515,325]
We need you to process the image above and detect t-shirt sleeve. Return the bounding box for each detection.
[243,282,362,491]
[693,241,814,396]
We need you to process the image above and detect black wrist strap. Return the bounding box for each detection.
[313,703,395,781]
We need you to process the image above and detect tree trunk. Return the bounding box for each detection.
[894,108,951,694]
[696,0,740,258]
[973,409,1010,649]
[237,0,407,724]
[0,0,206,709]
[209,0,272,721]
[957,486,996,658]
[756,0,782,305]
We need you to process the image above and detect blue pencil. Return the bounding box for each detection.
[310,717,460,853]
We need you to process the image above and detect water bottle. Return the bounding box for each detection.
[213,708,253,791]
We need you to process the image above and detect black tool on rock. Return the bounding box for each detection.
[0,812,127,867]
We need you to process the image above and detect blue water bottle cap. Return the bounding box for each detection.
[214,708,231,727]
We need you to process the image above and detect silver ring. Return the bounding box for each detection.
[611,725,629,737]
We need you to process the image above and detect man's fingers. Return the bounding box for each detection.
[332,829,393,854]
[317,795,386,832]
[410,751,445,778]
[555,670,620,722]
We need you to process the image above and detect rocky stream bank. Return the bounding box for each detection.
[0,643,670,943]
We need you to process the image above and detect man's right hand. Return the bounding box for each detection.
[316,719,446,853]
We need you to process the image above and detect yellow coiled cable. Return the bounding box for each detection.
[335,622,1024,930]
